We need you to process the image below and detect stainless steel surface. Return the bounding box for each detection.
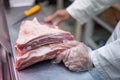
[2,47,11,80]
[0,46,3,80]
[13,15,26,25]
[0,1,12,53]
[0,0,16,79]
[5,6,94,80]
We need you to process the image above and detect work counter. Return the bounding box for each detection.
[4,5,94,80]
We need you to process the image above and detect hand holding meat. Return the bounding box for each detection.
[56,43,93,71]
[15,18,78,70]
[44,9,70,26]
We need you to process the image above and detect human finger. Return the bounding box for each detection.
[44,12,58,22]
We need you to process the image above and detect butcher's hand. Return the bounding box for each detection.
[56,43,93,71]
[44,9,70,26]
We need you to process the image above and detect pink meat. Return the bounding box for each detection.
[15,33,73,55]
[15,18,73,55]
[15,18,77,70]
[16,18,73,45]
[15,41,78,70]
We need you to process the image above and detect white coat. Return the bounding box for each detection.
[66,0,120,80]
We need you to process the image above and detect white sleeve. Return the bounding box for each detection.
[66,0,120,24]
[90,22,120,80]
[90,39,120,80]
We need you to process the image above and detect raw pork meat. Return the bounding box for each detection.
[15,18,73,55]
[15,18,78,70]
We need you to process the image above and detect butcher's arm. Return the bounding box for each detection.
[90,22,120,79]
[67,0,120,24]
[90,38,120,80]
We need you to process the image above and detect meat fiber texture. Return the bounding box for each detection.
[15,18,78,70]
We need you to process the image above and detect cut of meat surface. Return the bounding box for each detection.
[16,18,73,45]
[15,41,78,70]
[15,18,78,70]
[15,33,73,55]
[15,18,73,55]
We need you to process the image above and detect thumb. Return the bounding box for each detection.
[55,51,66,63]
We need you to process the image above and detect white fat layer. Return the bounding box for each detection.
[16,46,64,68]
[17,46,52,60]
